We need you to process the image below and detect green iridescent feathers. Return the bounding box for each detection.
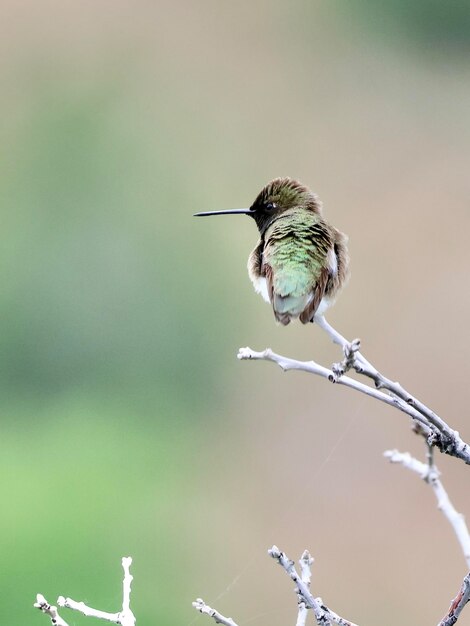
[247,178,349,325]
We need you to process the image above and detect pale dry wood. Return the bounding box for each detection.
[385,450,470,568]
[34,595,70,626]
[192,599,239,626]
[269,546,359,626]
[439,574,470,626]
[36,558,135,626]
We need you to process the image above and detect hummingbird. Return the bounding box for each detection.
[194,177,349,325]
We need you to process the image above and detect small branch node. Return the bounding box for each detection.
[331,338,361,381]
[34,594,70,626]
[237,346,255,360]
[299,550,314,586]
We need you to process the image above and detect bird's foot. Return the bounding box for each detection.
[331,338,361,381]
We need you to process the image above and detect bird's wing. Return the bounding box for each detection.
[299,265,329,323]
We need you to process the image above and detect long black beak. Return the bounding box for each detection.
[194,208,254,217]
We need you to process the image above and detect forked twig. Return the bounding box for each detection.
[35,557,135,626]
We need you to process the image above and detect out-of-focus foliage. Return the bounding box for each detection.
[0,87,230,411]
[352,0,470,51]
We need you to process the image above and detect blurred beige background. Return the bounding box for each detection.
[1,2,470,625]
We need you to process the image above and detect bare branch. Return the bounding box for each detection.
[238,315,470,465]
[57,597,120,623]
[268,545,359,626]
[36,558,135,626]
[192,598,239,626]
[238,347,433,435]
[385,450,470,568]
[238,316,470,625]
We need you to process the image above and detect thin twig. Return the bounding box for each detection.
[438,573,470,626]
[57,598,121,624]
[384,450,470,568]
[192,598,239,626]
[120,557,135,626]
[238,347,433,435]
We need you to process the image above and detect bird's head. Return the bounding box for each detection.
[194,177,321,235]
[248,177,321,233]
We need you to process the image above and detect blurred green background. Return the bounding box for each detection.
[1,2,470,625]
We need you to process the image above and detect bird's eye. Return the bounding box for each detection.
[265,202,277,211]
